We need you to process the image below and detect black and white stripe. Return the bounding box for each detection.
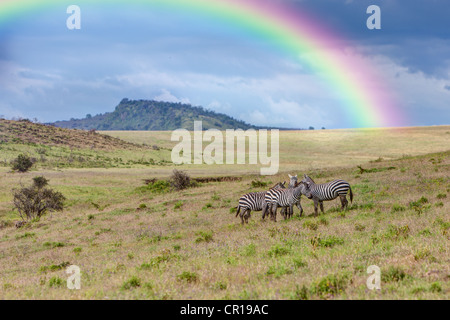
[236,182,285,224]
[269,181,307,221]
[302,174,353,216]
[262,174,302,220]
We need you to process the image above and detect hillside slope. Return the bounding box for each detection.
[52,99,260,131]
[0,119,145,150]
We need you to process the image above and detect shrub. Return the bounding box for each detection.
[11,154,34,172]
[293,285,309,300]
[121,276,141,289]
[311,273,349,298]
[177,271,198,283]
[195,231,213,243]
[170,169,192,191]
[382,266,408,282]
[48,276,64,288]
[251,180,268,188]
[12,177,65,221]
[267,244,290,257]
[303,221,318,231]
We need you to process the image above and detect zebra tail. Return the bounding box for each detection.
[349,186,353,203]
[235,206,241,217]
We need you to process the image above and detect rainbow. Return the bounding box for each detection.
[0,0,405,128]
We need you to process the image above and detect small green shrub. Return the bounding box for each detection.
[121,276,141,289]
[267,244,290,257]
[311,235,344,248]
[303,221,318,231]
[11,154,34,172]
[195,230,213,243]
[391,204,406,213]
[43,241,66,248]
[240,243,256,256]
[382,266,408,282]
[293,285,309,300]
[48,276,64,287]
[177,271,198,283]
[311,273,349,298]
[251,180,268,188]
[174,201,183,209]
[430,282,442,293]
[385,225,410,240]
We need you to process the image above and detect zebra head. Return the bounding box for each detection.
[303,181,313,199]
[288,174,298,188]
[302,174,316,184]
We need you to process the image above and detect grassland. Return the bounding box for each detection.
[0,124,448,299]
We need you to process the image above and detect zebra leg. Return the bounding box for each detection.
[313,199,319,217]
[239,209,245,224]
[296,201,303,217]
[244,209,251,224]
[340,195,348,210]
[281,207,286,219]
[289,204,294,219]
[272,203,278,222]
[319,201,324,214]
[261,203,267,220]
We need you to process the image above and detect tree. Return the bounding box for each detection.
[12,176,65,222]
[11,154,34,172]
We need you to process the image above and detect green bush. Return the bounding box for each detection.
[121,276,141,289]
[311,273,349,298]
[48,276,64,287]
[11,154,34,172]
[12,177,65,221]
[177,271,198,283]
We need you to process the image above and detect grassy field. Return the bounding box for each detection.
[0,125,448,299]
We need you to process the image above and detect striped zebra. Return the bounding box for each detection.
[236,182,286,224]
[269,181,308,222]
[302,174,353,216]
[262,174,299,221]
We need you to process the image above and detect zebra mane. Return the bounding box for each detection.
[270,181,286,189]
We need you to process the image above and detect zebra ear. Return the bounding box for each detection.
[294,174,297,178]
[304,174,308,178]
[288,174,292,178]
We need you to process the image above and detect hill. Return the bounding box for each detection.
[51,99,261,131]
[0,118,145,151]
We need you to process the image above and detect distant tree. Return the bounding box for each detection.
[321,127,326,130]
[86,114,92,119]
[11,154,34,173]
[309,126,315,130]
[12,176,65,222]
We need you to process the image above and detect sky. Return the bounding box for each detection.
[0,0,449,129]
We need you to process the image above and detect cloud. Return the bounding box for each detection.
[153,89,191,104]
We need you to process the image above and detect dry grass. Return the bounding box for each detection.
[0,126,448,299]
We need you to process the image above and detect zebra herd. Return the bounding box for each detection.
[235,174,353,224]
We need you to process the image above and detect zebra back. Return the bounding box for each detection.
[304,178,351,201]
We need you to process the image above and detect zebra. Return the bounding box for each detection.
[269,181,308,222]
[302,174,353,216]
[236,182,286,224]
[261,174,299,221]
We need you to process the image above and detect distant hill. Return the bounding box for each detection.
[51,99,262,131]
[0,118,145,150]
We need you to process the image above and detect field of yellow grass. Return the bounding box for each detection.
[0,125,448,299]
